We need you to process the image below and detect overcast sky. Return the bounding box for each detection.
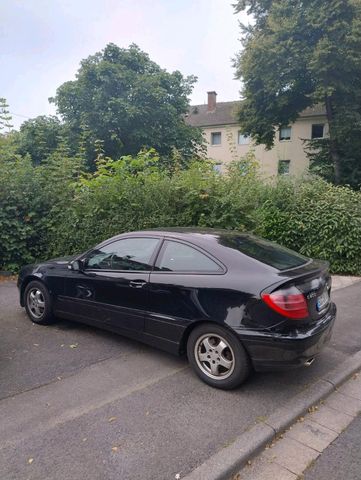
[1,0,248,129]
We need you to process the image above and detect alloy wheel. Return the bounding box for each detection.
[194,333,235,380]
[27,288,46,319]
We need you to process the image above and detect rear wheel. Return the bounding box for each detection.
[187,323,251,389]
[24,281,54,325]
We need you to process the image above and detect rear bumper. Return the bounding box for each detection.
[237,303,336,371]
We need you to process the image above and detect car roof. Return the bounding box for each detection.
[107,227,250,246]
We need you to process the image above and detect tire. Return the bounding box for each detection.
[24,280,55,325]
[187,323,251,389]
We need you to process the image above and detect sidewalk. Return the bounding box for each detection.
[303,414,361,480]
[234,371,361,479]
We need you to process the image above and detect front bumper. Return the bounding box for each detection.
[237,302,336,371]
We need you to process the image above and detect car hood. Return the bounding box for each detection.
[19,255,78,277]
[46,255,78,265]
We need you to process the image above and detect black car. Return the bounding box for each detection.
[18,228,336,389]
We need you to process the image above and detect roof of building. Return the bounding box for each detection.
[185,101,326,128]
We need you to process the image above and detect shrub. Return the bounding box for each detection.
[1,147,361,275]
[0,143,83,271]
[256,176,361,275]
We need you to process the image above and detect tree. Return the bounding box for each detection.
[50,43,203,168]
[0,98,13,132]
[15,115,70,165]
[233,0,361,186]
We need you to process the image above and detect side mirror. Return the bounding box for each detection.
[68,260,84,271]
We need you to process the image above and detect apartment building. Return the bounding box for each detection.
[185,91,328,177]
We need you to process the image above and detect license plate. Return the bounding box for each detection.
[316,290,329,312]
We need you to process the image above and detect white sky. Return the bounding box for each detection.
[1,0,248,129]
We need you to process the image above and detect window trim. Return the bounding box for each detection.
[278,159,291,176]
[81,236,163,273]
[211,131,222,146]
[311,123,325,139]
[153,238,226,275]
[238,131,250,145]
[279,126,292,142]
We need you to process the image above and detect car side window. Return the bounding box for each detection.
[158,241,221,273]
[85,238,159,271]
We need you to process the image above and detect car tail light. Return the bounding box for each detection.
[262,287,309,319]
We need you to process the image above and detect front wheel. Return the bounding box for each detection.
[187,324,251,389]
[24,281,55,325]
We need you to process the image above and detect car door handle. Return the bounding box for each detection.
[129,280,147,288]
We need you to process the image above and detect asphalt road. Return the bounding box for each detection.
[304,414,361,480]
[1,280,361,480]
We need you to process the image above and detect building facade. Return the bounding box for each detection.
[186,91,328,177]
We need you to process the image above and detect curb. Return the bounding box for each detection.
[183,350,361,480]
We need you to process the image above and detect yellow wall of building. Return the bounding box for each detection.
[203,115,328,177]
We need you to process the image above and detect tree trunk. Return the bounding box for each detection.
[325,96,341,184]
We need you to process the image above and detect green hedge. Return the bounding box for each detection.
[255,178,361,275]
[1,148,361,275]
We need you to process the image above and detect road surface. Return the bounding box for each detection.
[1,280,361,480]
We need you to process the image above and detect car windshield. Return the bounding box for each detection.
[219,234,308,270]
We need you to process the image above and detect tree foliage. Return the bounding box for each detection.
[15,115,68,165]
[0,98,13,132]
[233,0,361,186]
[50,43,203,168]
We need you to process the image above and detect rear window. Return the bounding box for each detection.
[219,235,308,270]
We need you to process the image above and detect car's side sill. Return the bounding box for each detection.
[54,309,182,356]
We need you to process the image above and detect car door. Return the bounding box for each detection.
[63,236,161,332]
[146,239,227,343]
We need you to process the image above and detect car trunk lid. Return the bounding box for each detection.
[263,259,332,323]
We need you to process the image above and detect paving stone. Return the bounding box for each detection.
[325,391,361,417]
[239,457,297,480]
[263,437,319,475]
[287,419,338,452]
[338,375,361,401]
[308,405,354,433]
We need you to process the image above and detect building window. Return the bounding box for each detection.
[279,126,292,141]
[278,160,290,176]
[211,132,222,145]
[312,124,325,139]
[238,132,250,145]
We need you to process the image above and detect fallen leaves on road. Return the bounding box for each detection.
[28,458,34,465]
[175,474,181,479]
[255,415,267,423]
[108,416,117,423]
[69,343,78,349]
[111,446,119,452]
